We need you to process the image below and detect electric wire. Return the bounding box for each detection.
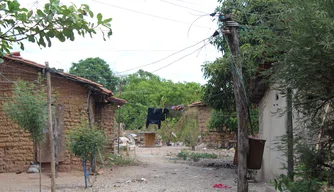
[118,37,211,73]
[161,0,206,14]
[92,0,212,29]
[151,41,210,73]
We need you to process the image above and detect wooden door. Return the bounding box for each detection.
[37,104,65,162]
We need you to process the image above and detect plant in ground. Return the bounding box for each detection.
[106,154,138,167]
[190,152,218,162]
[3,75,48,192]
[177,150,189,160]
[3,76,47,144]
[176,108,200,150]
[68,123,106,189]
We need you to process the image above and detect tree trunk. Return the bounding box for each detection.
[192,145,195,151]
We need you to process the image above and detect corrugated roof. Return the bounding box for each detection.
[3,52,127,105]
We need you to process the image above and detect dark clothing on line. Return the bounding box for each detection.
[146,108,169,129]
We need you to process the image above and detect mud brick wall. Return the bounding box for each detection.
[195,106,234,148]
[196,106,220,147]
[0,60,117,173]
[95,103,116,153]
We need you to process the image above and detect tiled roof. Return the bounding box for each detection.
[3,52,126,105]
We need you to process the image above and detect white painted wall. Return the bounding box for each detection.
[257,86,287,182]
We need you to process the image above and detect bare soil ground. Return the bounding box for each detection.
[0,146,269,192]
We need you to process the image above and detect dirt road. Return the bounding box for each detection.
[0,146,269,192]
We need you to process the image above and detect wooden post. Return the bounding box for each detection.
[126,142,129,156]
[286,88,294,180]
[222,15,249,192]
[117,81,122,154]
[87,90,96,172]
[46,62,56,192]
[87,90,94,129]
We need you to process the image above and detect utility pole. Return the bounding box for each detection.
[221,14,249,192]
[45,62,56,192]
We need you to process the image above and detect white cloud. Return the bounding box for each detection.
[15,0,221,85]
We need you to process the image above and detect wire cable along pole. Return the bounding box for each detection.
[220,15,249,192]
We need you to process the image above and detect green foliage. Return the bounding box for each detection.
[176,109,200,149]
[69,57,119,91]
[118,70,202,130]
[190,152,217,162]
[157,118,178,144]
[177,150,189,160]
[0,0,112,55]
[3,77,47,143]
[177,150,217,161]
[202,45,260,135]
[209,110,238,132]
[208,108,259,134]
[106,154,138,167]
[202,58,235,112]
[273,174,321,192]
[68,123,106,162]
[212,0,334,188]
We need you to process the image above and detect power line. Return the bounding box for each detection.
[118,37,211,73]
[161,0,207,14]
[151,41,210,73]
[175,0,196,5]
[91,0,212,29]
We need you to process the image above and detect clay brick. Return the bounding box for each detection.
[0,61,118,173]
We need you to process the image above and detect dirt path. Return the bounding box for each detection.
[0,146,269,192]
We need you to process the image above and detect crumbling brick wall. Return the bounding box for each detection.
[0,60,116,173]
[195,106,235,148]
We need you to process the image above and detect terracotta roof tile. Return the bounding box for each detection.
[3,52,126,105]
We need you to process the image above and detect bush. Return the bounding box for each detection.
[177,150,189,160]
[273,174,322,192]
[177,151,217,161]
[68,123,107,188]
[106,154,138,167]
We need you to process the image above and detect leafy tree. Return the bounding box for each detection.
[118,70,202,130]
[3,76,47,144]
[3,74,48,191]
[69,123,106,189]
[267,0,334,187]
[69,57,119,91]
[210,0,334,189]
[0,0,112,57]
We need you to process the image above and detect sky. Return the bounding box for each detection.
[15,0,222,85]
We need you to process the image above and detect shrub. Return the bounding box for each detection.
[69,123,106,188]
[106,154,138,167]
[177,150,189,160]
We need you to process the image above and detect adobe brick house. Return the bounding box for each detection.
[188,102,236,148]
[0,52,126,173]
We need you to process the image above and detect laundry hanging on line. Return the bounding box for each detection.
[145,108,169,129]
